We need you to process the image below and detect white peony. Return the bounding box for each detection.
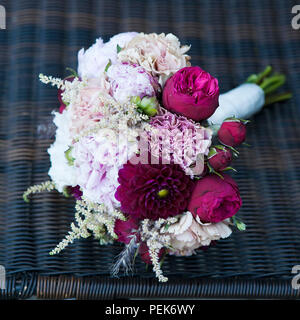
[77,32,138,79]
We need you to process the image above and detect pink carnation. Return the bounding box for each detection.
[149,110,212,175]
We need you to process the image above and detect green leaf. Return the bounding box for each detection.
[65,67,78,78]
[213,171,224,179]
[104,59,112,72]
[214,145,226,151]
[62,187,71,198]
[117,44,123,53]
[23,194,29,203]
[65,146,75,166]
[222,166,237,172]
[131,96,141,105]
[227,146,239,155]
[207,147,217,159]
[242,142,251,147]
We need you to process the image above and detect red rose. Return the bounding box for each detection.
[139,242,164,265]
[218,120,246,147]
[162,66,219,121]
[188,174,242,223]
[114,217,138,244]
[208,147,232,171]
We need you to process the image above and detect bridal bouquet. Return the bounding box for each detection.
[24,32,291,282]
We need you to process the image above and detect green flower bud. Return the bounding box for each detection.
[131,95,158,117]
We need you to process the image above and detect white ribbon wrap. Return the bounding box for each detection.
[207,83,265,125]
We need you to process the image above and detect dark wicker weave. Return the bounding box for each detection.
[0,0,300,299]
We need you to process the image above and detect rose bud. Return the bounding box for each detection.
[188,174,242,223]
[218,120,247,147]
[139,241,165,265]
[208,146,232,171]
[162,66,219,121]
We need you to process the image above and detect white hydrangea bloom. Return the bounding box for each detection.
[47,109,77,192]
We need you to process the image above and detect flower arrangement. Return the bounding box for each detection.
[23,32,291,282]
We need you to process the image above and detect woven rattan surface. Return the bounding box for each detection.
[0,0,300,298]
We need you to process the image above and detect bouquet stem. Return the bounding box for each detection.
[246,65,292,106]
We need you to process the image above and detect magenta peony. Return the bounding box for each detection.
[188,174,242,223]
[162,66,219,121]
[218,120,247,147]
[115,162,194,220]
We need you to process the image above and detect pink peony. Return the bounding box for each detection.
[162,66,219,121]
[107,63,160,104]
[218,120,247,147]
[188,174,242,223]
[73,129,137,211]
[69,77,110,135]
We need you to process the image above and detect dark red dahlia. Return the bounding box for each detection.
[115,162,194,220]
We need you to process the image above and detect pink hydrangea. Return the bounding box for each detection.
[107,63,160,104]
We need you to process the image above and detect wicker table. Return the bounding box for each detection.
[1,0,300,299]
